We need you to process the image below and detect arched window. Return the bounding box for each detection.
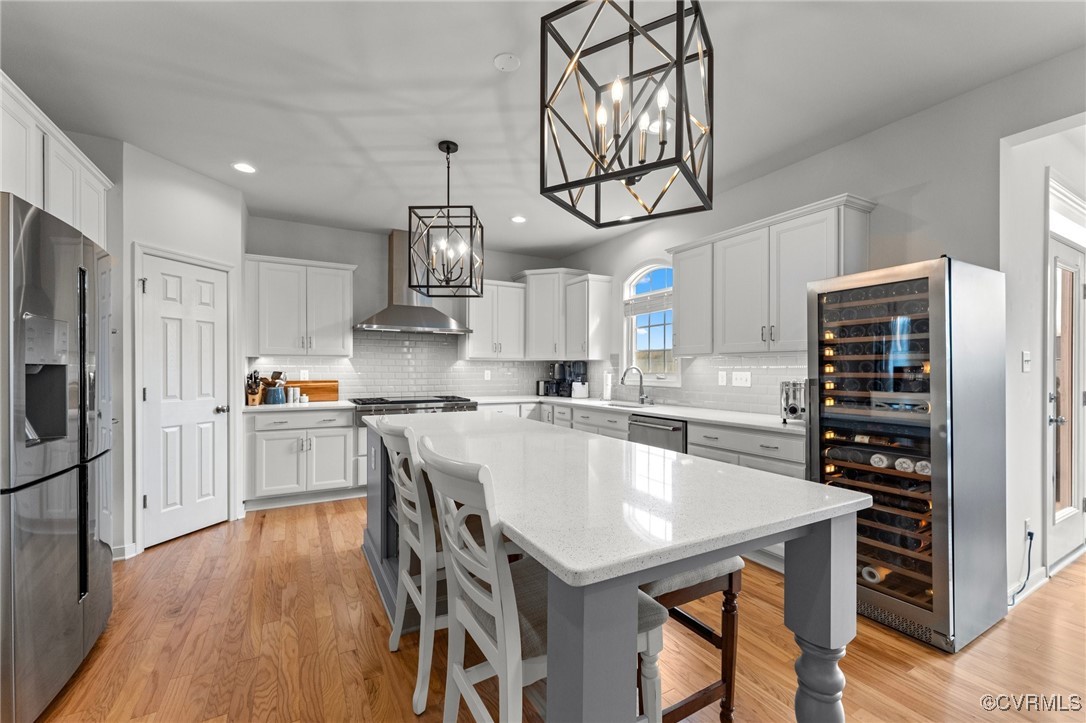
[624,264,679,385]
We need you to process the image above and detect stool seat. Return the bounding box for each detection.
[640,556,744,598]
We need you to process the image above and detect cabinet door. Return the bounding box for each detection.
[307,427,352,491]
[714,229,770,353]
[565,279,588,356]
[526,274,561,359]
[495,284,525,358]
[673,245,714,356]
[44,136,79,228]
[770,208,839,352]
[1,97,44,207]
[306,266,353,356]
[257,262,308,356]
[254,430,306,497]
[572,421,596,434]
[78,171,106,245]
[464,293,497,359]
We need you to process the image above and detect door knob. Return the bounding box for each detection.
[1049,415,1067,426]
[214,405,231,414]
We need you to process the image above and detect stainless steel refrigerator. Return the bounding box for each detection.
[807,257,1006,652]
[1,193,113,721]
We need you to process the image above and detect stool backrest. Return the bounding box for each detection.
[373,416,436,559]
[414,432,522,664]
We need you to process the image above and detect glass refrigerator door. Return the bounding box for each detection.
[816,278,935,612]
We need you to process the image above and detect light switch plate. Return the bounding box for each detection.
[299,369,310,381]
[718,370,727,386]
[1021,351,1031,373]
[484,369,492,381]
[732,371,752,387]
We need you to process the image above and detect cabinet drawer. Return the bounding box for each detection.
[739,454,806,479]
[688,444,740,465]
[553,406,573,422]
[254,410,353,431]
[484,404,520,416]
[687,423,804,462]
[576,408,629,432]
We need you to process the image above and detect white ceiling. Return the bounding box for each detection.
[2,1,1083,257]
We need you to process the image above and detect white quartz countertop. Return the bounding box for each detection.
[366,411,868,586]
[471,395,806,435]
[242,400,356,414]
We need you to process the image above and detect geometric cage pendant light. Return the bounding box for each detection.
[408,140,484,297]
[540,1,713,228]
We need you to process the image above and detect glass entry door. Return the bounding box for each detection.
[1047,237,1086,566]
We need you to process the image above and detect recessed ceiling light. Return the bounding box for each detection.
[494,53,521,72]
[232,161,256,174]
[511,215,527,223]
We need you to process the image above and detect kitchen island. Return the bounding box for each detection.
[363,410,870,721]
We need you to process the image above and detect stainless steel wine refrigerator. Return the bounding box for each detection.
[807,257,1007,652]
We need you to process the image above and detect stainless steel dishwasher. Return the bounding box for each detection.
[628,414,687,452]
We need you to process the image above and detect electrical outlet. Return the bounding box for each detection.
[732,371,752,387]
[1024,518,1032,536]
[1022,351,1031,373]
[484,370,491,381]
[718,371,727,386]
[299,369,310,381]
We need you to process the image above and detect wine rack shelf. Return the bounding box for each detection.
[823,314,928,328]
[822,333,930,344]
[829,475,932,501]
[822,293,929,311]
[857,552,933,583]
[858,535,932,561]
[822,407,931,424]
[822,353,929,361]
[868,502,929,522]
[858,578,934,611]
[824,458,931,481]
[822,390,930,401]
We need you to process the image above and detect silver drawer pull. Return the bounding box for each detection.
[629,421,681,432]
[702,434,719,440]
[270,421,289,425]
[579,415,590,419]
[759,443,780,450]
[606,419,618,423]
[320,418,338,422]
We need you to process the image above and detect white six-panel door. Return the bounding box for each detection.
[142,255,229,547]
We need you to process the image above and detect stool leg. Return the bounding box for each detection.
[720,573,741,723]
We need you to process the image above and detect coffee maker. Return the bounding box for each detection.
[569,361,589,398]
[780,380,807,424]
[552,363,572,397]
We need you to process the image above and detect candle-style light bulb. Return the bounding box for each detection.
[596,103,608,157]
[610,77,623,140]
[656,85,669,146]
[638,112,649,163]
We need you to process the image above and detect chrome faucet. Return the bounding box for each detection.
[620,365,649,404]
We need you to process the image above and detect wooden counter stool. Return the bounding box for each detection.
[415,431,668,723]
[639,557,744,723]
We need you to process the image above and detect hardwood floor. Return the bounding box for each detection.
[41,499,1085,722]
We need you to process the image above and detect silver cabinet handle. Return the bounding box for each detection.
[492,342,497,352]
[606,419,617,423]
[308,336,313,349]
[761,326,766,342]
[299,436,305,451]
[308,437,313,451]
[702,434,719,440]
[320,418,337,422]
[499,342,502,352]
[579,414,590,419]
[301,336,306,348]
[554,342,557,352]
[769,325,776,342]
[270,420,289,425]
[759,443,780,450]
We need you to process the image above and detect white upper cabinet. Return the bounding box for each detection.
[564,274,611,360]
[462,280,525,359]
[672,244,714,356]
[1,72,111,243]
[515,268,586,360]
[248,255,355,357]
[670,195,874,355]
[770,208,839,352]
[306,266,353,356]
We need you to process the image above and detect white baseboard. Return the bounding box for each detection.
[1007,567,1048,606]
[243,486,366,513]
[111,543,137,561]
[1048,544,1086,576]
[743,548,785,574]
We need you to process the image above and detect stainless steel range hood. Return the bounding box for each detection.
[355,231,471,334]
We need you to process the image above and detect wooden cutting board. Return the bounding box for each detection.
[283,380,339,402]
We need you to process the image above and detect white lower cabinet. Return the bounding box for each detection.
[569,408,629,440]
[552,405,573,428]
[484,404,521,416]
[520,403,542,421]
[539,404,554,424]
[250,411,356,499]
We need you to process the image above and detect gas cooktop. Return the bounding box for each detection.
[350,395,477,418]
[350,395,471,405]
